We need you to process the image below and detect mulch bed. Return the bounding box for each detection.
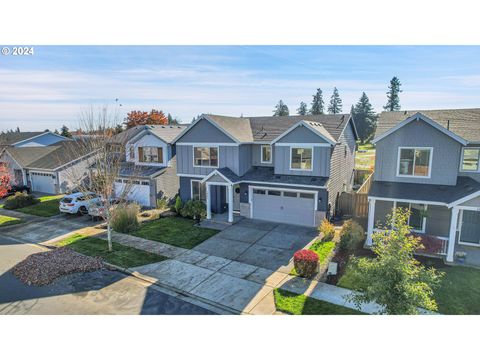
[12,247,104,286]
[326,245,374,285]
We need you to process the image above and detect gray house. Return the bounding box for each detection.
[173,113,358,227]
[366,109,480,265]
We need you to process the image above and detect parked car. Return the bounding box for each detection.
[1,185,31,198]
[88,198,130,219]
[59,192,100,215]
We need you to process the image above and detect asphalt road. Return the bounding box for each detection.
[0,234,216,315]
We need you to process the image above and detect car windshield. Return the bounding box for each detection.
[61,197,73,204]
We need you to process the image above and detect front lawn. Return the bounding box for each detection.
[16,195,63,217]
[337,259,480,315]
[355,142,375,170]
[56,233,167,268]
[130,217,219,249]
[0,215,22,227]
[274,288,363,315]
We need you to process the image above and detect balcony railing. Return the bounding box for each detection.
[413,232,448,256]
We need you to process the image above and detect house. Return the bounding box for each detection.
[111,124,186,207]
[366,109,480,266]
[172,113,358,227]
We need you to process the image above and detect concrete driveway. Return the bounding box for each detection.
[193,218,318,273]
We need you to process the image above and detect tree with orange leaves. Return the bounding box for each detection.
[0,163,11,198]
[124,109,168,128]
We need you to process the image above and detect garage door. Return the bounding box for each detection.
[114,179,151,206]
[30,172,56,194]
[251,187,316,227]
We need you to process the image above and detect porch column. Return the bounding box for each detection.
[206,183,212,220]
[227,184,234,223]
[446,207,460,262]
[366,198,376,247]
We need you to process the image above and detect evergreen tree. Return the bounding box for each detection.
[273,100,289,116]
[327,87,343,114]
[114,124,124,134]
[384,76,402,111]
[353,92,378,143]
[15,127,20,133]
[167,113,173,124]
[310,88,324,115]
[296,101,308,115]
[54,129,60,135]
[60,125,72,138]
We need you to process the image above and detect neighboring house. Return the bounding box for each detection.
[111,125,186,207]
[366,109,480,266]
[173,113,358,227]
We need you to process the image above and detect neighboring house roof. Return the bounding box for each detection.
[375,108,480,144]
[369,177,480,206]
[0,131,45,146]
[113,124,188,145]
[118,162,166,178]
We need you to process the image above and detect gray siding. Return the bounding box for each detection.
[178,176,225,213]
[276,125,330,144]
[176,118,234,143]
[459,195,480,207]
[176,144,242,176]
[274,145,331,177]
[155,156,180,203]
[327,121,356,215]
[373,200,394,227]
[251,144,274,167]
[238,144,252,176]
[374,120,462,185]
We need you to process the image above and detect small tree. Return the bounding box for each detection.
[124,109,169,128]
[0,163,11,198]
[60,125,72,138]
[384,76,402,111]
[296,101,308,115]
[310,88,324,115]
[273,100,289,116]
[346,208,443,314]
[327,87,343,114]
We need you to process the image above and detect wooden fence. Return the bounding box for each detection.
[338,172,373,228]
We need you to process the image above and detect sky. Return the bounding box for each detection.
[1,45,480,131]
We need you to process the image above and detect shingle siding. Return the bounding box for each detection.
[154,156,180,203]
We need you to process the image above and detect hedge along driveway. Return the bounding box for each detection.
[16,195,63,217]
[130,217,219,249]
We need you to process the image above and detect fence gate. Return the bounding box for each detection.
[338,172,373,228]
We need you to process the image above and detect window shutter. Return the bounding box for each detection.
[138,147,144,162]
[157,147,163,163]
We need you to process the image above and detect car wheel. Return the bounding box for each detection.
[78,206,88,215]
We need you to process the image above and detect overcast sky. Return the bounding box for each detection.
[1,45,480,131]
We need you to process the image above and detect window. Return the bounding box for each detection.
[461,148,480,172]
[396,202,427,233]
[140,146,162,163]
[290,147,313,170]
[283,191,297,197]
[261,145,272,163]
[191,180,206,202]
[397,147,431,177]
[459,210,480,245]
[267,190,281,196]
[253,189,266,195]
[129,145,135,159]
[299,193,315,199]
[193,147,218,167]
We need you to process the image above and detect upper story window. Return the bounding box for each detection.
[139,146,163,163]
[461,148,480,172]
[193,146,218,167]
[290,147,313,171]
[397,147,432,178]
[261,145,272,163]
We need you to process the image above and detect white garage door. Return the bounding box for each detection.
[114,179,151,206]
[251,187,316,227]
[30,172,56,194]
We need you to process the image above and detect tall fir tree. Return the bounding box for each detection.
[273,100,289,116]
[327,87,343,114]
[384,76,402,111]
[353,92,378,143]
[167,113,173,124]
[296,101,308,115]
[310,88,324,115]
[60,125,72,138]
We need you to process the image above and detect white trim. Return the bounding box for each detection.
[275,142,331,147]
[177,142,238,147]
[270,121,336,146]
[11,131,70,146]
[459,147,480,173]
[372,113,468,145]
[192,145,220,169]
[368,195,447,207]
[393,201,428,233]
[201,169,233,184]
[190,179,206,202]
[260,145,272,164]
[289,146,314,172]
[172,115,240,144]
[127,128,172,147]
[448,190,480,208]
[245,180,326,189]
[396,146,433,179]
[177,173,205,179]
[457,208,480,247]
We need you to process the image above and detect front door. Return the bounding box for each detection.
[233,184,240,212]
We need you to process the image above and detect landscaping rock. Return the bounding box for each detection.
[12,247,104,286]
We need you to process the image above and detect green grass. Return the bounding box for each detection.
[0,215,22,227]
[357,142,375,151]
[337,259,480,315]
[274,288,363,315]
[291,240,336,276]
[130,217,219,249]
[56,233,167,268]
[16,195,63,217]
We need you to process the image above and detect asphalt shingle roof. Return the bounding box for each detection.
[0,131,45,146]
[376,108,480,143]
[118,162,165,178]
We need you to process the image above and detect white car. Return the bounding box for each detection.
[88,198,127,219]
[59,192,100,215]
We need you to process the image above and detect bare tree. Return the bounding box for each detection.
[62,106,138,251]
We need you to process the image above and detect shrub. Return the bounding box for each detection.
[339,220,364,253]
[319,218,335,242]
[156,197,168,209]
[174,196,183,214]
[293,249,319,278]
[4,192,39,210]
[180,200,206,221]
[111,204,140,233]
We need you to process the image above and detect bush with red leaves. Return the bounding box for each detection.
[293,249,319,277]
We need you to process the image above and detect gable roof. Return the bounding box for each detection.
[375,108,480,144]
[127,124,188,144]
[0,131,45,146]
[271,120,337,145]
